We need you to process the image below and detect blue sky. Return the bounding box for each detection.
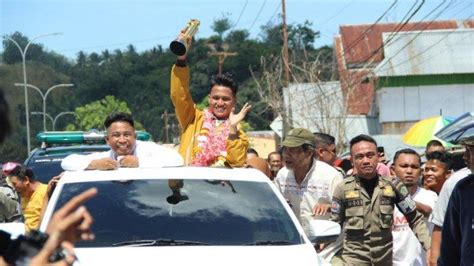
[1,0,472,59]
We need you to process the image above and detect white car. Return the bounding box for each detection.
[40,167,340,266]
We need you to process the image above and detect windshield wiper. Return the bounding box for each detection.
[113,238,210,247]
[113,239,156,247]
[245,240,295,246]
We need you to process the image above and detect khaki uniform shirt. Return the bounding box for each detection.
[330,175,431,265]
[0,192,21,222]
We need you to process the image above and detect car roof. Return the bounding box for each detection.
[29,144,110,157]
[60,167,271,184]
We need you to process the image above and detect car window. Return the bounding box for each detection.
[25,146,110,183]
[52,179,303,247]
[26,156,65,183]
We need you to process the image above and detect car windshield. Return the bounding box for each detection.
[52,179,303,247]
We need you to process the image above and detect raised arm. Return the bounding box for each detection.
[393,182,431,250]
[170,64,196,130]
[170,33,196,130]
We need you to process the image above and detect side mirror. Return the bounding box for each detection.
[0,222,26,239]
[307,220,341,244]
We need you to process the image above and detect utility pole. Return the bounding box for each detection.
[281,0,290,85]
[208,51,238,75]
[281,0,291,137]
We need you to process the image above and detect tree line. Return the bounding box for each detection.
[0,18,334,162]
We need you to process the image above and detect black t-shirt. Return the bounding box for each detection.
[359,176,379,199]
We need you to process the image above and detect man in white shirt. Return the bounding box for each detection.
[391,148,438,266]
[274,128,343,264]
[62,112,183,171]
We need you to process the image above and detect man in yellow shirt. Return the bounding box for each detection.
[8,165,48,231]
[170,34,251,167]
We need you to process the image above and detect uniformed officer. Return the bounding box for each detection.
[330,134,431,265]
[439,135,474,265]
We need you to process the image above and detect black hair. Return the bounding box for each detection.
[393,148,421,165]
[313,132,335,148]
[247,148,259,157]
[0,89,11,143]
[104,112,135,129]
[425,139,444,152]
[349,134,377,154]
[426,151,452,170]
[209,72,238,96]
[9,165,35,182]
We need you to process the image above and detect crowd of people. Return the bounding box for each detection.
[0,32,473,265]
[242,130,473,265]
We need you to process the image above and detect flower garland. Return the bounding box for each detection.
[191,109,230,167]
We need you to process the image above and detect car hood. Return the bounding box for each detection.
[74,244,328,266]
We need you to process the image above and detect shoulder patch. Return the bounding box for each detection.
[331,199,342,214]
[344,190,360,199]
[398,185,409,197]
[383,186,395,197]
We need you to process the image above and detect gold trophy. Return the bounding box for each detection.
[170,19,200,56]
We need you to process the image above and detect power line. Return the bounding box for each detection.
[341,0,458,91]
[342,5,464,98]
[230,0,249,31]
[317,0,356,27]
[372,0,463,72]
[267,1,282,25]
[314,0,400,67]
[357,0,426,63]
[375,15,473,74]
[249,0,267,32]
[334,0,399,61]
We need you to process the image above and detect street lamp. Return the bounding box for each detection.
[4,32,62,154]
[31,111,53,129]
[15,83,74,132]
[31,111,75,131]
[53,112,75,131]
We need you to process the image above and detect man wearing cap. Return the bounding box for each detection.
[330,134,430,265]
[274,128,343,264]
[438,136,474,265]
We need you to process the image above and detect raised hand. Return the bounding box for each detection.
[45,187,97,244]
[176,29,193,61]
[229,102,252,128]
